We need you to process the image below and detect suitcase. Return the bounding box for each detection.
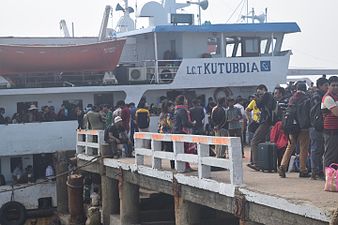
[256,142,277,172]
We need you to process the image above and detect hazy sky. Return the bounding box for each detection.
[1,0,337,69]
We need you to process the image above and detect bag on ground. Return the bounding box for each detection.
[324,163,338,192]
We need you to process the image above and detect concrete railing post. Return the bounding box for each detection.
[198,143,210,179]
[173,141,185,173]
[152,140,162,169]
[135,138,144,165]
[228,137,243,186]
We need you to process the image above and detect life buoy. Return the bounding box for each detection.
[0,201,27,225]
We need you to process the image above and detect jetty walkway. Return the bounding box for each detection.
[76,130,337,225]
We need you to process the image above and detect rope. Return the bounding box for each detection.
[226,0,245,24]
[0,155,101,194]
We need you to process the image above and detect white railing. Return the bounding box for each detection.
[76,129,105,156]
[134,132,243,186]
[76,130,244,195]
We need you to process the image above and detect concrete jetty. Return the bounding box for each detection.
[76,130,337,225]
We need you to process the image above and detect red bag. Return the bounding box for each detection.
[324,163,338,192]
[270,121,288,149]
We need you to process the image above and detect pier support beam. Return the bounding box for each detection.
[101,176,120,224]
[120,181,139,225]
[56,151,69,213]
[175,197,202,225]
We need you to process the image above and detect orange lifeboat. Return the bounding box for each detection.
[0,39,125,75]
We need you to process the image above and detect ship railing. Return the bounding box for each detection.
[76,129,105,156]
[134,132,243,187]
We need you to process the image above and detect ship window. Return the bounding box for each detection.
[260,39,269,54]
[207,37,218,55]
[225,37,241,57]
[242,38,260,57]
[62,99,83,120]
[33,153,53,179]
[260,38,277,55]
[10,157,23,173]
[226,43,234,57]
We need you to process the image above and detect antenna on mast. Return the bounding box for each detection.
[241,7,266,23]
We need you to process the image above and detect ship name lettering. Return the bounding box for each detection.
[187,62,260,75]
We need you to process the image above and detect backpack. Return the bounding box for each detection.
[310,96,323,131]
[282,104,300,135]
[270,121,288,149]
[211,106,226,129]
[296,95,311,129]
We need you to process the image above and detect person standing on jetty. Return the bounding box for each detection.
[173,95,196,172]
[321,76,338,168]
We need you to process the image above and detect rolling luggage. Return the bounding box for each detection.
[256,142,277,172]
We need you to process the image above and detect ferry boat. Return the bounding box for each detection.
[0,0,300,222]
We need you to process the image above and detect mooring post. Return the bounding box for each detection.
[175,197,201,225]
[56,151,69,213]
[120,181,140,225]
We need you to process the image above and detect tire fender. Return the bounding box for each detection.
[0,201,27,225]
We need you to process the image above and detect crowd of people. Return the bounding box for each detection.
[86,75,338,178]
[2,75,337,178]
[246,76,338,180]
[0,104,77,124]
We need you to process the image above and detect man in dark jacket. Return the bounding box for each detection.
[309,77,328,179]
[190,99,205,135]
[248,84,275,170]
[278,82,311,178]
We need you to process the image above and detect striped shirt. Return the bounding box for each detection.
[322,92,338,130]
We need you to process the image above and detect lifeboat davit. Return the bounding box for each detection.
[0,39,126,74]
